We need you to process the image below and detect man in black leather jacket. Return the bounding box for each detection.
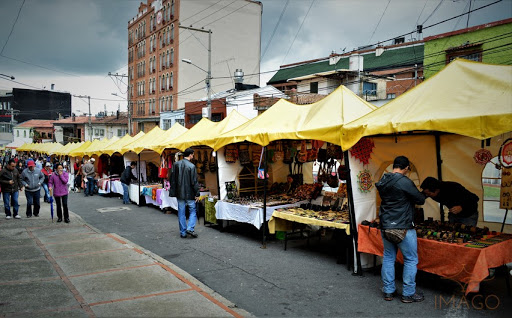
[376,156,426,303]
[169,148,200,238]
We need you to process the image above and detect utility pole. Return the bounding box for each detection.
[109,72,131,135]
[179,25,212,120]
[7,109,19,142]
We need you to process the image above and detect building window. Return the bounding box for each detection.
[24,131,26,137]
[446,44,482,64]
[171,0,175,16]
[17,130,19,137]
[48,133,52,138]
[170,95,173,110]
[175,118,184,126]
[171,24,174,41]
[363,82,377,95]
[310,82,318,94]
[162,119,172,130]
[170,72,174,89]
[188,114,202,125]
[387,93,396,99]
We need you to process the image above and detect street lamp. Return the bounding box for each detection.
[179,26,212,120]
[112,92,132,135]
[0,74,15,80]
[181,58,211,120]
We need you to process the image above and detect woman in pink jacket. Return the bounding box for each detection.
[49,164,70,223]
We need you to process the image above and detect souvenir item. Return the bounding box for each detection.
[350,137,375,165]
[473,148,492,165]
[357,169,373,193]
[297,141,307,163]
[273,142,284,162]
[196,151,204,174]
[224,145,238,163]
[209,151,217,173]
[238,145,251,165]
[326,143,342,160]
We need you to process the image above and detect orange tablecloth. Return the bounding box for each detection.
[358,225,512,295]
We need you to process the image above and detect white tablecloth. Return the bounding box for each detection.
[129,184,141,205]
[214,200,308,229]
[98,179,124,195]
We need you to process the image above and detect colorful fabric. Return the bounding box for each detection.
[350,137,375,165]
[473,149,492,165]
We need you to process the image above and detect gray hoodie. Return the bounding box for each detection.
[376,172,426,229]
[21,167,45,192]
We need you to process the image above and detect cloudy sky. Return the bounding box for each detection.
[0,0,510,116]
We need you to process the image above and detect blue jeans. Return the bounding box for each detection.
[42,182,50,202]
[122,183,130,204]
[25,190,41,217]
[3,191,19,217]
[381,229,418,297]
[448,213,478,227]
[85,177,95,196]
[177,199,197,236]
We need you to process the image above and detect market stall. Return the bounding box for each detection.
[338,59,512,272]
[212,86,377,256]
[358,224,512,295]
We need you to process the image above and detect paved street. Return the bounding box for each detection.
[59,191,511,317]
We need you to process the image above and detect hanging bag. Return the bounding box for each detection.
[209,151,217,173]
[203,150,209,172]
[273,141,284,162]
[297,140,307,163]
[196,150,204,174]
[224,145,238,163]
[238,145,251,165]
[257,148,269,180]
[158,154,168,178]
[283,141,293,164]
[326,160,339,188]
[252,145,263,167]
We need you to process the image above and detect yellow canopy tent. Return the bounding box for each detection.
[121,127,164,154]
[16,143,30,151]
[102,132,144,156]
[141,123,188,154]
[341,59,512,150]
[168,118,217,151]
[46,142,64,155]
[213,85,377,151]
[70,140,101,157]
[83,136,120,157]
[69,141,92,157]
[54,142,82,156]
[172,110,249,151]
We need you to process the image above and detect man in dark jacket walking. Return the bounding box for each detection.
[0,159,24,219]
[120,162,138,204]
[420,177,479,226]
[169,148,200,238]
[376,156,426,303]
[21,160,45,218]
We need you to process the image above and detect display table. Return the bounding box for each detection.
[268,211,350,235]
[98,179,123,195]
[358,224,512,295]
[129,184,141,205]
[214,200,307,229]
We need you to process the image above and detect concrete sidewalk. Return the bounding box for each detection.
[0,195,249,317]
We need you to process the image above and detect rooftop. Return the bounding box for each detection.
[268,43,424,84]
[16,120,55,128]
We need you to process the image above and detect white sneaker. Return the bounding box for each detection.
[5,215,11,219]
[14,215,21,219]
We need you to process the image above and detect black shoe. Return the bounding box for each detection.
[186,230,198,238]
[401,293,424,303]
[57,218,63,222]
[64,218,70,223]
[26,214,32,218]
[34,214,39,217]
[180,234,187,238]
[383,291,397,301]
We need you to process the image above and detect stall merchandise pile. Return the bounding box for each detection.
[275,207,350,224]
[224,195,302,207]
[414,220,512,248]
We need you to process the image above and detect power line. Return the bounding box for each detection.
[281,0,315,65]
[368,0,391,44]
[1,0,26,55]
[203,1,252,27]
[0,54,81,77]
[421,0,444,25]
[261,0,289,60]
[180,0,223,23]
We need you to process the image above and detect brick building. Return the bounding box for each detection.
[127,0,262,134]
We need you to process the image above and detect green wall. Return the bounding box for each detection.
[424,22,511,79]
